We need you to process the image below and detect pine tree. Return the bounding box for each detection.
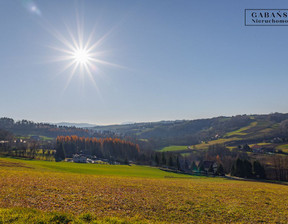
[176,156,181,170]
[231,164,236,176]
[216,164,225,176]
[243,159,253,178]
[234,158,244,177]
[208,164,214,173]
[124,157,129,165]
[55,142,65,162]
[243,144,251,152]
[198,162,205,172]
[161,153,166,166]
[184,159,189,170]
[191,161,198,171]
[253,161,266,179]
[232,158,253,178]
[155,153,159,166]
[168,155,174,167]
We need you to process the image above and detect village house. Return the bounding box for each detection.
[251,145,275,154]
[73,154,88,163]
[251,145,263,153]
[0,140,9,144]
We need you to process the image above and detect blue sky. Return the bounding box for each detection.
[0,0,288,125]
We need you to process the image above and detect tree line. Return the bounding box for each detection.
[0,117,90,138]
[55,136,140,163]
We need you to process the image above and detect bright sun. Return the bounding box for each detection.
[50,18,123,91]
[50,26,99,83]
[73,48,90,65]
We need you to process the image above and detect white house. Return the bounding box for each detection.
[73,154,87,163]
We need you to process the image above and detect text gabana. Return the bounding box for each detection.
[251,11,288,18]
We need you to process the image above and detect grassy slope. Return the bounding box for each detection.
[15,135,54,141]
[159,145,188,152]
[1,158,288,223]
[224,121,257,137]
[159,137,241,152]
[160,120,281,152]
[193,137,241,150]
[276,144,288,153]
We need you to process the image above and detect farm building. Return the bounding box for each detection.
[73,154,87,163]
[251,145,263,153]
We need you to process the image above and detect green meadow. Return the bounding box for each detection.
[276,144,288,153]
[0,157,189,178]
[159,145,188,152]
[224,121,258,137]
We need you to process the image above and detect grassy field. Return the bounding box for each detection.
[15,135,54,141]
[276,144,288,153]
[248,142,271,147]
[159,145,188,152]
[1,157,288,223]
[192,137,241,150]
[160,138,242,153]
[224,121,258,137]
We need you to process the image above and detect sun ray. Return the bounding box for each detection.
[84,27,97,50]
[64,24,80,51]
[90,58,127,69]
[51,28,76,52]
[48,45,75,55]
[62,61,80,93]
[76,10,84,50]
[84,63,96,86]
[59,60,77,75]
[83,63,103,99]
[88,50,111,57]
[86,32,111,52]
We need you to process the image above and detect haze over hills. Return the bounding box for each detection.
[54,121,138,128]
[55,122,97,128]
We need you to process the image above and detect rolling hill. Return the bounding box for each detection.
[1,113,288,152]
[92,113,288,150]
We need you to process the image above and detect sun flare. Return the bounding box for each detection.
[73,48,90,65]
[50,27,100,88]
[48,21,121,92]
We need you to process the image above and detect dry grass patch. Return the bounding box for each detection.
[0,158,288,223]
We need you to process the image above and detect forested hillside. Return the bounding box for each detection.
[0,117,90,138]
[2,113,288,150]
[93,113,288,149]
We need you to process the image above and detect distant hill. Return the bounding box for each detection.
[1,113,288,151]
[92,113,288,150]
[0,118,91,138]
[55,122,96,128]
